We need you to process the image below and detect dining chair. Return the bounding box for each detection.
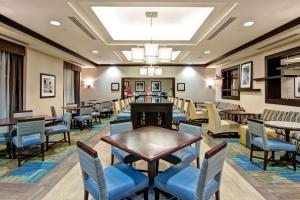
[158,121,202,171]
[77,141,148,200]
[110,120,140,165]
[92,103,101,123]
[154,141,227,200]
[248,118,297,171]
[11,110,34,135]
[12,117,45,167]
[45,113,72,150]
[74,106,93,130]
[50,106,63,124]
[189,100,208,121]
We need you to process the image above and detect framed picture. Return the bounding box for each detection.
[177,83,185,91]
[295,77,300,98]
[240,61,253,89]
[40,73,55,98]
[135,81,145,92]
[151,81,161,92]
[111,82,119,91]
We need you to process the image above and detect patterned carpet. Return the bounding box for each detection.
[206,136,300,184]
[0,118,112,184]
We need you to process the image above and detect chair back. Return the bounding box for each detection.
[110,120,133,135]
[247,119,268,150]
[124,99,129,107]
[177,99,183,111]
[205,102,221,131]
[15,117,45,147]
[173,98,178,107]
[113,100,121,114]
[50,106,57,118]
[77,141,107,200]
[183,100,190,115]
[196,142,227,200]
[63,112,72,132]
[13,110,33,118]
[79,106,93,116]
[189,100,197,118]
[179,121,202,155]
[120,100,125,110]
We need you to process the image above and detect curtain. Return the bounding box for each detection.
[0,50,23,133]
[64,62,81,105]
[63,66,75,105]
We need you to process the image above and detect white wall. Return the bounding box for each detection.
[25,48,64,116]
[215,41,300,113]
[80,66,216,103]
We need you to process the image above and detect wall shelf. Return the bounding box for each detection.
[253,77,266,82]
[253,74,299,82]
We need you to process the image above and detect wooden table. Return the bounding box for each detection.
[101,126,202,184]
[220,110,259,123]
[130,96,173,129]
[264,121,300,162]
[0,115,55,127]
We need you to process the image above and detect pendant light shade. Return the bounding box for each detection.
[131,47,144,62]
[139,67,147,75]
[158,47,172,63]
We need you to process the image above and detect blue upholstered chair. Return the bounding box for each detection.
[45,113,72,150]
[11,110,33,135]
[77,141,148,200]
[159,121,202,169]
[12,117,45,167]
[74,106,93,130]
[248,119,297,171]
[0,128,12,158]
[50,106,63,124]
[154,142,227,200]
[92,103,101,123]
[110,120,140,165]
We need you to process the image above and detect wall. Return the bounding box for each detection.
[216,41,300,113]
[80,66,216,103]
[25,48,64,116]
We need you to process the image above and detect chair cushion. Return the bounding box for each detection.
[173,113,187,122]
[74,115,92,122]
[12,134,43,148]
[55,115,64,122]
[252,137,296,151]
[116,113,131,121]
[92,112,101,117]
[155,163,218,200]
[46,125,68,135]
[164,146,198,164]
[85,163,148,200]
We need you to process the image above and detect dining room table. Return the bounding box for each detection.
[264,120,300,162]
[101,126,202,184]
[0,115,55,127]
[220,110,259,124]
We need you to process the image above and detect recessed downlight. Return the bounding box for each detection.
[50,20,61,26]
[204,51,211,54]
[243,21,254,27]
[92,50,99,54]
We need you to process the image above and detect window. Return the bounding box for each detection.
[221,65,240,100]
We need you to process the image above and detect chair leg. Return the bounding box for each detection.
[17,148,21,167]
[90,120,93,130]
[215,191,220,200]
[12,144,16,159]
[196,157,200,168]
[63,133,67,141]
[111,154,114,165]
[67,132,71,145]
[154,188,159,200]
[84,189,89,200]
[293,152,296,171]
[271,151,275,161]
[46,135,49,151]
[143,188,148,200]
[79,121,82,131]
[263,151,268,171]
[41,143,45,161]
[156,160,159,174]
[6,142,12,159]
[250,144,253,162]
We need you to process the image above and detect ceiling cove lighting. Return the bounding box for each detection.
[50,20,61,26]
[243,21,254,27]
[123,50,181,62]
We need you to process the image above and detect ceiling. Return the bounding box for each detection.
[0,0,300,67]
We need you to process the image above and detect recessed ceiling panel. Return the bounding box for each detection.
[91,6,214,41]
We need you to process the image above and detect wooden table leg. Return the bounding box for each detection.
[148,161,157,185]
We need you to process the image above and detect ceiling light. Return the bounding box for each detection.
[92,50,99,54]
[131,48,145,62]
[140,67,148,75]
[50,20,61,26]
[159,47,172,63]
[147,66,155,76]
[243,21,254,27]
[204,50,211,54]
[155,68,162,75]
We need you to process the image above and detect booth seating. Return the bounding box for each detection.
[240,109,300,154]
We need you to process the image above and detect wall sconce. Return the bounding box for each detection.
[84,79,94,88]
[206,79,215,88]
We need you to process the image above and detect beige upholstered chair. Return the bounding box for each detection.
[183,100,190,116]
[177,99,183,111]
[173,98,178,108]
[113,101,121,115]
[203,102,239,137]
[188,100,208,120]
[120,99,125,110]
